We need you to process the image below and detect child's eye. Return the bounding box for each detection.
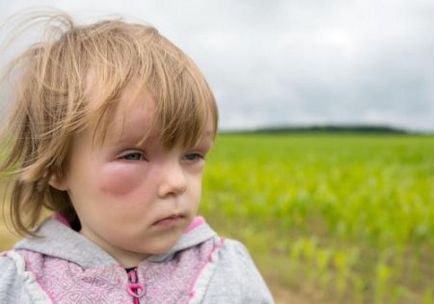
[118,151,145,161]
[183,152,204,162]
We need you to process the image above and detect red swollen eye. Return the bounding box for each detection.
[119,152,145,161]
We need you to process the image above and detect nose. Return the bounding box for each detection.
[156,161,187,198]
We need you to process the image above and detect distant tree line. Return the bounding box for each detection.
[221,125,414,135]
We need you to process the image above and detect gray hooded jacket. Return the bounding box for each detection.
[0,217,274,303]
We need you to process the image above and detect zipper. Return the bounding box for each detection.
[127,268,145,304]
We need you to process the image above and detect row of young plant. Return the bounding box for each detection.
[201,134,434,303]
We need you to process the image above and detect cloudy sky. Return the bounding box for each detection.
[1,0,433,132]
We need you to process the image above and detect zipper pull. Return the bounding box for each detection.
[127,268,145,304]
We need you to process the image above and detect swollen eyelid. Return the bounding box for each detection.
[119,151,145,161]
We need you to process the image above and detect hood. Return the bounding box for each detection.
[14,215,217,269]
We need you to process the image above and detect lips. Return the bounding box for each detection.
[152,214,184,227]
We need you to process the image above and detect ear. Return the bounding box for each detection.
[48,174,68,191]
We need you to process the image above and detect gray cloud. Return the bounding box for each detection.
[1,0,433,131]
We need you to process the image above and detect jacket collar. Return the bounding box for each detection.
[15,215,217,269]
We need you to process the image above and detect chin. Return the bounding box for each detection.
[143,238,180,256]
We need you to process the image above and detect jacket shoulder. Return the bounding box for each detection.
[203,238,275,303]
[0,252,24,303]
[0,251,52,304]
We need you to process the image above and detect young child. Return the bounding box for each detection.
[0,13,274,304]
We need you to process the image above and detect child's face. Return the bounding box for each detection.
[51,89,214,267]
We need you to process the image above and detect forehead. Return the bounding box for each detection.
[100,86,214,148]
[107,91,154,143]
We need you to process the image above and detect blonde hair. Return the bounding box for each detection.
[0,12,218,236]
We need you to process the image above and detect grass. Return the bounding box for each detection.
[1,133,433,303]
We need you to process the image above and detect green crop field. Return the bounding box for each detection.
[200,133,434,303]
[1,133,433,303]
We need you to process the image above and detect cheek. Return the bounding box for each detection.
[189,174,203,202]
[98,162,146,196]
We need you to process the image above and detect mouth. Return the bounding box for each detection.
[152,214,185,228]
